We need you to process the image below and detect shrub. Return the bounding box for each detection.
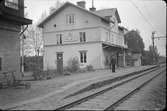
[45,69,57,79]
[32,63,42,80]
[67,57,80,72]
[86,65,94,71]
[63,71,71,76]
[77,68,87,73]
[32,69,43,80]
[33,69,58,80]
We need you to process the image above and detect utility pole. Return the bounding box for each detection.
[151,31,155,64]
[152,31,155,49]
[151,31,166,64]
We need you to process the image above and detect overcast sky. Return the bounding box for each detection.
[25,0,166,56]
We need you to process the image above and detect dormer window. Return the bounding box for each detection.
[5,0,19,10]
[66,14,75,25]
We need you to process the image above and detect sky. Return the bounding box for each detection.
[25,0,166,56]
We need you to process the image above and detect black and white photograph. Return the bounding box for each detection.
[0,0,166,110]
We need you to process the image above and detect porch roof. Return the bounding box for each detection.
[102,42,129,50]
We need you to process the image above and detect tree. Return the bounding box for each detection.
[24,25,43,56]
[23,0,64,56]
[37,11,47,24]
[49,0,64,14]
[23,10,48,56]
[124,30,145,53]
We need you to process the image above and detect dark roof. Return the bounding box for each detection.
[0,12,32,25]
[38,2,120,28]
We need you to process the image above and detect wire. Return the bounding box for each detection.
[129,0,157,32]
[141,0,164,35]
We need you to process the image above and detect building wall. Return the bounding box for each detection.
[0,22,21,78]
[42,4,127,70]
[43,42,102,70]
[101,47,119,69]
[100,27,124,47]
[44,28,101,46]
[42,5,125,47]
[43,5,103,33]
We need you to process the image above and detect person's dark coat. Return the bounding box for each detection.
[111,57,116,72]
[111,58,116,65]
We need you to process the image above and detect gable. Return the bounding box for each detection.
[38,2,110,28]
[42,5,108,32]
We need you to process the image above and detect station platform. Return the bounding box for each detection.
[1,65,156,109]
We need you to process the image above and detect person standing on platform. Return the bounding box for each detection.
[111,56,116,72]
[109,56,113,70]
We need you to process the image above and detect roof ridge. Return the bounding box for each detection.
[96,8,117,11]
[38,1,116,27]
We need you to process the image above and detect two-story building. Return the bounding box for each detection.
[0,0,32,79]
[38,1,128,73]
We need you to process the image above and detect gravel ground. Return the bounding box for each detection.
[115,68,166,110]
[11,66,157,110]
[0,65,154,109]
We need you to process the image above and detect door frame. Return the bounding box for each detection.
[56,52,63,74]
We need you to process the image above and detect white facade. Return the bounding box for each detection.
[44,43,103,70]
[39,2,127,70]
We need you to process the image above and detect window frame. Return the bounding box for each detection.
[66,14,75,25]
[56,34,62,45]
[79,51,87,63]
[80,32,86,43]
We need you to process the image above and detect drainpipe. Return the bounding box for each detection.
[20,25,28,77]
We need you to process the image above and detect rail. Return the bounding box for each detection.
[55,65,163,110]
[104,69,166,110]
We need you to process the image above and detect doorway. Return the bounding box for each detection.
[57,52,63,74]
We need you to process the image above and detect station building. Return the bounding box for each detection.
[38,1,128,72]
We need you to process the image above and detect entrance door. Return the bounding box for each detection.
[57,52,63,74]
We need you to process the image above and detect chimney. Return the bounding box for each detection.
[89,7,96,11]
[77,1,86,8]
[89,0,96,11]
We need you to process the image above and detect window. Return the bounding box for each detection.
[0,57,2,71]
[80,32,86,42]
[80,51,87,63]
[56,34,62,45]
[66,14,75,24]
[5,0,19,10]
[105,32,109,41]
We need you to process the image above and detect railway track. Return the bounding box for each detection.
[104,68,166,110]
[55,65,166,110]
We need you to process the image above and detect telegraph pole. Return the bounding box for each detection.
[151,31,155,64]
[152,31,155,49]
[151,31,166,64]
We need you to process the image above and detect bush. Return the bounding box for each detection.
[66,57,80,72]
[63,71,71,76]
[77,68,87,73]
[86,65,94,71]
[45,69,57,79]
[32,69,43,80]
